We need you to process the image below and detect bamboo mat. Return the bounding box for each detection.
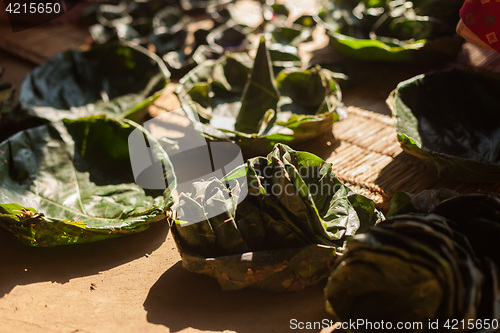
[152,89,500,214]
[308,107,500,212]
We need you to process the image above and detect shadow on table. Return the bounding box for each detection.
[375,152,500,210]
[374,152,436,195]
[0,220,169,297]
[144,262,329,333]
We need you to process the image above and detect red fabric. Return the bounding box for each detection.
[460,0,500,51]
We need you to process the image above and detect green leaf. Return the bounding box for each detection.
[325,212,497,329]
[18,42,169,124]
[235,37,280,134]
[388,192,500,267]
[315,0,464,62]
[153,6,190,31]
[178,243,337,292]
[88,1,193,58]
[294,15,316,28]
[150,29,188,55]
[170,144,383,291]
[177,43,345,156]
[206,24,251,54]
[432,193,500,266]
[387,69,500,182]
[0,116,174,247]
[268,25,310,47]
[276,66,327,109]
[387,189,459,218]
[267,44,302,70]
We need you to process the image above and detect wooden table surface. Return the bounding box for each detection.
[1,5,500,333]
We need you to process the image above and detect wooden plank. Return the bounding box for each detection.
[0,6,90,65]
[0,50,34,100]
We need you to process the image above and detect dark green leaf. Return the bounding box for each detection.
[206,24,251,54]
[325,212,497,331]
[95,3,128,28]
[178,243,336,292]
[115,19,154,45]
[177,42,345,156]
[170,144,383,291]
[387,69,500,182]
[268,25,310,47]
[294,15,316,28]
[152,6,190,32]
[267,44,302,70]
[19,42,169,123]
[276,66,327,109]
[432,193,500,266]
[0,116,174,247]
[389,191,500,267]
[270,3,290,17]
[150,29,188,55]
[235,37,280,134]
[315,0,464,62]
[89,23,117,44]
[387,189,459,218]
